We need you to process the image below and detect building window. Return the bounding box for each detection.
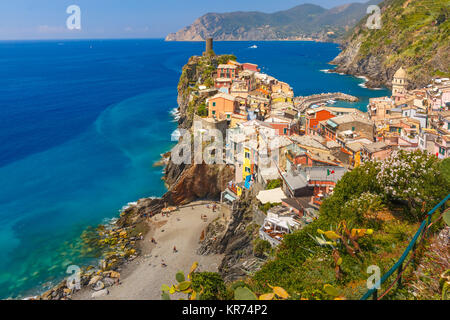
[283,128,287,134]
[245,152,250,159]
[212,111,216,115]
[212,102,216,107]
[245,167,251,173]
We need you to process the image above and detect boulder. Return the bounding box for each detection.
[103,277,115,287]
[91,289,109,298]
[93,281,105,291]
[88,275,102,286]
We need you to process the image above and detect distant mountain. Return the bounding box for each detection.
[332,0,450,89]
[166,1,382,42]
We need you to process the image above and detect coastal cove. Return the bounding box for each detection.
[0,39,390,299]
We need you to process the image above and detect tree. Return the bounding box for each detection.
[197,103,208,117]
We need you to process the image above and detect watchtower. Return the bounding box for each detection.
[203,38,214,56]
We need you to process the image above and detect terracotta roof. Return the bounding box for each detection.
[210,92,236,101]
[218,64,237,69]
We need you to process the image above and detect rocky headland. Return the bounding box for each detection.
[331,0,449,89]
[30,53,242,300]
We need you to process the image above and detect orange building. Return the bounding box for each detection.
[306,109,335,135]
[207,93,239,120]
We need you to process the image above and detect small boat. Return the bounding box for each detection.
[249,45,258,49]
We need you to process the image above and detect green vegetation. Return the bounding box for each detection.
[177,151,449,300]
[354,0,449,85]
[162,262,228,300]
[191,272,228,300]
[253,238,273,258]
[251,150,449,299]
[177,54,238,126]
[266,178,282,190]
[196,103,208,117]
[258,202,281,214]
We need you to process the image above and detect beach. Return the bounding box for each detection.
[73,201,224,300]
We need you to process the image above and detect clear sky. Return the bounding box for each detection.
[0,0,369,40]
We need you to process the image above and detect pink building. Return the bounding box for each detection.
[216,64,238,79]
[242,63,260,72]
[434,135,450,159]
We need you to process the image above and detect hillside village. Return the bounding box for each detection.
[182,39,450,248]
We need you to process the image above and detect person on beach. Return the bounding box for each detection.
[173,246,177,253]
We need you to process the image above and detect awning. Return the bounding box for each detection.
[256,187,286,204]
[326,120,338,128]
[224,193,236,202]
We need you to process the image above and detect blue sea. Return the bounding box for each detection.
[0,39,390,299]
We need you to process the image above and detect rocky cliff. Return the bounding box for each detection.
[331,0,450,89]
[166,1,382,43]
[165,163,234,205]
[161,53,238,204]
[198,192,263,282]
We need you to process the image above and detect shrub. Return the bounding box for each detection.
[266,179,282,190]
[253,239,272,257]
[196,103,208,117]
[191,272,228,300]
[376,150,449,221]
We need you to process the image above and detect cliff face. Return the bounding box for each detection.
[166,1,381,43]
[165,163,234,205]
[162,53,238,205]
[197,192,260,282]
[332,0,450,89]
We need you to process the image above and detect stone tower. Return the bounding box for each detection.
[203,38,214,56]
[392,67,408,101]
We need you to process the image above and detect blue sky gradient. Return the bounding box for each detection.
[0,0,368,40]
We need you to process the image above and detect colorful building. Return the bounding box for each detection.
[207,93,239,119]
[217,64,238,79]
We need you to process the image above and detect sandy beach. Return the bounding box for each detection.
[74,201,224,300]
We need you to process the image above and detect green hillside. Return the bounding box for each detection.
[166,1,382,42]
[333,0,450,88]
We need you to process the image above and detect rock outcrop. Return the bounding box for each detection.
[198,193,263,282]
[331,0,450,89]
[165,163,235,205]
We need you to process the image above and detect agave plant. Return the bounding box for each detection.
[323,284,346,300]
[161,261,200,300]
[234,284,290,300]
[310,221,373,279]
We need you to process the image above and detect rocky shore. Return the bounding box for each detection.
[32,208,153,300]
[29,49,362,300]
[29,53,238,300]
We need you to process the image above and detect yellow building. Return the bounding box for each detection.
[242,147,252,179]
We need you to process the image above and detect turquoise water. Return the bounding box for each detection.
[0,39,389,299]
